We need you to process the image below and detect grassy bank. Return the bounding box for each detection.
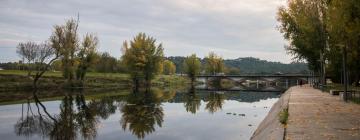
[0,70,190,91]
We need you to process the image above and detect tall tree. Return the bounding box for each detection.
[325,0,360,100]
[50,19,79,81]
[76,34,99,81]
[277,0,329,86]
[183,54,201,84]
[122,33,164,87]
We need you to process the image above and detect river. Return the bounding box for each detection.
[0,88,281,140]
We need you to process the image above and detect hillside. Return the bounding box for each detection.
[166,56,309,74]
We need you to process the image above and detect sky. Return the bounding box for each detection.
[0,0,292,63]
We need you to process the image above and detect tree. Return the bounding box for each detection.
[16,42,37,76]
[204,52,224,75]
[277,0,329,86]
[94,52,116,73]
[50,19,79,81]
[163,60,176,75]
[76,34,98,81]
[121,33,164,87]
[183,54,201,84]
[327,0,360,99]
[16,42,60,88]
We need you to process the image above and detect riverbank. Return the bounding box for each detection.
[0,70,190,91]
[252,85,360,140]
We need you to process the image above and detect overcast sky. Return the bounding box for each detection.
[0,0,292,63]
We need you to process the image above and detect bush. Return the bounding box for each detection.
[279,108,289,125]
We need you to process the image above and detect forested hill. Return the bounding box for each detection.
[223,57,309,74]
[166,56,309,74]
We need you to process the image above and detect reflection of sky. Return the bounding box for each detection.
[0,97,278,140]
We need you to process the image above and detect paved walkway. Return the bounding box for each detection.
[286,85,360,140]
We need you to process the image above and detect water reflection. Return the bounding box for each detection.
[15,99,53,138]
[120,88,164,139]
[205,92,225,114]
[14,90,118,140]
[6,87,281,140]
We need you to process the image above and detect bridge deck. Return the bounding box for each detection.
[196,75,316,78]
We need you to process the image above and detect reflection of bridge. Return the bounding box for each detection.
[196,74,318,92]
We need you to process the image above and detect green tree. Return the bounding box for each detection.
[76,34,99,81]
[327,0,360,86]
[277,0,329,85]
[163,60,176,75]
[95,52,117,73]
[121,33,164,87]
[183,54,201,84]
[204,52,224,75]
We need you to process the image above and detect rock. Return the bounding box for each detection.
[238,114,245,116]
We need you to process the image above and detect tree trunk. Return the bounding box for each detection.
[342,46,348,101]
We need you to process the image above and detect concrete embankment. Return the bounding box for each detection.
[251,87,292,140]
[252,85,360,140]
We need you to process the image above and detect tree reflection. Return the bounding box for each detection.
[183,86,201,114]
[14,89,117,140]
[120,88,164,139]
[205,92,226,113]
[14,99,53,138]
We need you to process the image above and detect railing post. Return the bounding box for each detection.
[286,79,289,88]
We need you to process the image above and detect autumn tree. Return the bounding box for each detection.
[163,60,176,75]
[122,33,164,87]
[50,18,99,85]
[50,19,79,81]
[76,34,99,81]
[204,52,224,75]
[183,54,201,84]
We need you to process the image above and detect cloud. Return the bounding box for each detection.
[0,0,291,63]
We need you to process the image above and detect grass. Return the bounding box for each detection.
[0,70,189,91]
[0,70,129,78]
[279,108,289,125]
[153,74,190,87]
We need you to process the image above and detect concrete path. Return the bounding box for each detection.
[286,85,360,140]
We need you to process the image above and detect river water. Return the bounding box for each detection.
[0,88,281,140]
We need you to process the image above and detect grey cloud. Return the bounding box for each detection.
[0,0,291,63]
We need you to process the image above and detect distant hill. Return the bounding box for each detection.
[166,56,309,74]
